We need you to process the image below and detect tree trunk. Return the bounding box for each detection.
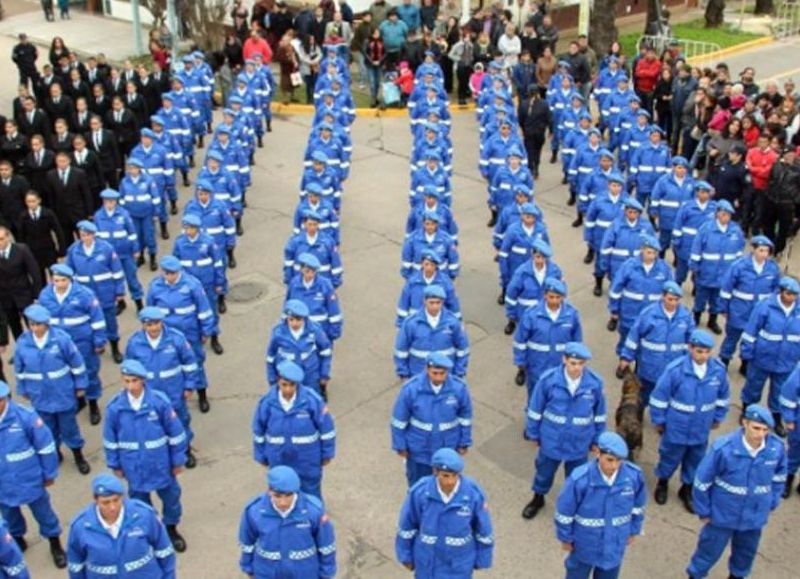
[184,0,229,51]
[589,0,619,55]
[754,0,775,15]
[644,0,662,35]
[705,0,726,27]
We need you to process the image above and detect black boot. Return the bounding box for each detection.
[227,249,237,269]
[504,320,516,335]
[49,536,67,568]
[167,525,187,552]
[182,171,190,187]
[149,253,158,272]
[654,479,668,505]
[707,314,722,335]
[593,276,603,297]
[521,493,545,519]
[210,335,224,355]
[319,382,329,402]
[607,318,618,332]
[76,396,87,413]
[267,120,272,133]
[258,136,264,148]
[170,200,178,215]
[197,135,204,149]
[189,156,195,169]
[197,388,210,413]
[72,448,91,475]
[218,296,227,314]
[583,247,595,264]
[13,536,27,552]
[497,290,505,305]
[160,222,170,240]
[774,413,787,438]
[110,340,123,364]
[136,254,145,267]
[783,474,795,498]
[207,122,213,134]
[57,447,63,463]
[186,447,197,469]
[738,360,748,377]
[515,367,526,386]
[236,217,244,236]
[678,483,695,514]
[571,212,583,228]
[135,298,144,312]
[566,191,576,205]
[88,399,102,425]
[116,300,127,316]
[693,311,702,326]
[487,209,497,227]
[615,364,626,379]
[550,151,558,164]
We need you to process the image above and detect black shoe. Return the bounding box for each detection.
[197,389,210,413]
[160,223,170,240]
[116,300,127,316]
[319,382,329,402]
[135,299,144,312]
[207,122,213,134]
[593,277,603,297]
[183,175,191,187]
[149,254,158,272]
[210,336,224,355]
[678,483,695,514]
[170,200,178,215]
[49,536,66,568]
[197,136,204,149]
[218,296,227,314]
[615,365,626,380]
[72,448,91,475]
[267,121,272,133]
[654,479,668,505]
[110,340,123,364]
[189,156,196,169]
[57,448,63,463]
[521,494,545,519]
[693,311,702,326]
[257,136,264,148]
[562,177,569,186]
[236,219,244,236]
[167,525,187,552]
[783,474,795,499]
[571,214,583,227]
[707,314,722,335]
[566,193,576,205]
[550,151,558,164]
[88,400,102,425]
[186,449,197,469]
[583,248,595,264]
[487,210,497,227]
[496,291,505,305]
[227,250,237,269]
[76,396,87,413]
[13,536,27,552]
[515,368,526,386]
[774,413,787,438]
[504,320,516,335]
[738,360,748,377]
[136,254,145,267]
[607,318,618,332]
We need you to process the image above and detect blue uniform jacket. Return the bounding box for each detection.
[692,428,786,530]
[39,282,107,350]
[103,387,187,493]
[671,199,716,261]
[94,206,140,257]
[504,260,564,322]
[285,273,343,341]
[555,460,646,570]
[118,173,161,219]
[650,356,730,445]
[406,203,459,242]
[67,498,176,579]
[284,232,343,288]
[526,365,607,461]
[401,230,459,280]
[172,232,225,291]
[409,166,452,208]
[689,219,745,288]
[129,142,175,194]
[479,134,524,182]
[300,166,343,212]
[578,167,614,214]
[488,165,534,211]
[492,201,543,250]
[740,294,800,373]
[719,256,780,330]
[780,364,800,442]
[197,167,243,216]
[498,221,550,287]
[146,271,216,341]
[583,192,628,252]
[650,173,695,231]
[207,141,251,190]
[396,272,461,327]
[156,105,193,156]
[619,122,649,166]
[293,198,340,245]
[0,401,59,507]
[66,240,125,307]
[396,475,493,578]
[598,216,655,279]
[238,492,336,578]
[629,143,671,194]
[0,518,29,578]
[303,136,348,181]
[391,373,473,465]
[513,301,583,377]
[395,310,469,378]
[608,257,674,327]
[183,197,237,251]
[569,143,603,193]
[265,321,332,387]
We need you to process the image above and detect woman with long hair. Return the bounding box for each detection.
[49,36,68,68]
[292,33,322,104]
[276,30,299,105]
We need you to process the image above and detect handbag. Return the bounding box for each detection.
[690,125,703,141]
[290,71,303,87]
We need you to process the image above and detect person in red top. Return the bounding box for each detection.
[243,28,273,63]
[634,47,661,114]
[745,132,779,235]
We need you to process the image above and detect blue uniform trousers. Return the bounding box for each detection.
[299,475,322,500]
[658,229,673,257]
[615,324,632,357]
[675,258,690,285]
[129,479,182,526]
[533,452,586,495]
[655,440,706,484]
[405,459,433,487]
[75,338,102,401]
[175,400,193,444]
[41,409,84,449]
[131,216,157,256]
[741,365,788,413]
[566,554,621,579]
[787,434,800,474]
[687,524,762,578]
[719,325,744,362]
[119,255,144,300]
[693,285,721,314]
[191,341,208,389]
[102,305,119,342]
[203,285,220,331]
[0,491,61,538]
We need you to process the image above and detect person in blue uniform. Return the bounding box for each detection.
[401,211,459,280]
[284,253,343,343]
[504,239,563,336]
[118,157,161,271]
[522,342,607,520]
[596,197,654,297]
[284,210,343,289]
[0,380,66,569]
[779,362,800,496]
[251,361,336,499]
[238,466,336,579]
[395,448,493,578]
[67,473,176,579]
[583,171,627,269]
[649,156,694,254]
[103,359,188,552]
[498,203,549,304]
[686,405,787,579]
[671,180,716,285]
[396,251,461,328]
[172,213,226,320]
[554,431,647,579]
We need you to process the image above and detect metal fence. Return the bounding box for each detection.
[636,35,723,66]
[775,0,800,38]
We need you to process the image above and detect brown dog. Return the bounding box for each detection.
[615,368,644,462]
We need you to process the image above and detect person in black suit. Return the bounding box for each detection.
[11,33,39,89]
[13,85,33,125]
[138,65,162,119]
[71,134,103,207]
[96,53,112,81]
[45,152,93,237]
[105,96,139,159]
[124,81,149,128]
[0,306,8,381]
[88,83,110,119]
[0,160,30,235]
[65,67,90,103]
[0,120,30,171]
[71,97,91,134]
[121,61,139,87]
[34,65,62,104]
[84,56,104,87]
[18,189,65,282]
[87,114,120,188]
[50,118,74,155]
[106,67,125,99]
[0,225,42,339]
[150,62,171,95]
[21,135,55,205]
[18,96,52,143]
[43,83,74,133]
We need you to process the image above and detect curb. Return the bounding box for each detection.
[272,102,477,117]
[686,35,774,65]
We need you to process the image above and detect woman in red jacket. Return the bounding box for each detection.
[634,46,661,114]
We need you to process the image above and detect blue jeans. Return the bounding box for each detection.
[741,364,789,413]
[1,491,61,538]
[655,441,707,484]
[405,459,433,487]
[533,452,586,494]
[119,255,144,300]
[367,66,381,103]
[40,409,84,449]
[565,553,621,579]
[687,523,761,578]
[129,479,182,525]
[356,52,368,86]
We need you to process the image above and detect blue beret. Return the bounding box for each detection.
[311,150,329,163]
[598,148,614,159]
[150,115,166,125]
[636,109,651,118]
[543,277,567,296]
[268,466,301,493]
[319,89,334,98]
[24,304,51,323]
[424,123,440,134]
[138,306,165,322]
[303,210,322,222]
[51,263,74,278]
[520,202,540,217]
[77,220,97,233]
[689,329,715,349]
[276,360,304,384]
[628,94,641,103]
[716,200,735,214]
[159,255,182,272]
[182,55,193,63]
[648,124,665,135]
[672,156,689,167]
[100,188,120,200]
[780,276,800,294]
[216,123,232,134]
[597,432,629,459]
[579,111,593,122]
[662,280,683,297]
[588,128,602,138]
[571,93,585,103]
[607,171,625,185]
[616,75,629,82]
[161,92,174,102]
[421,250,442,264]
[318,122,334,131]
[425,150,441,161]
[564,341,592,360]
[498,119,512,128]
[507,147,523,158]
[192,51,205,59]
[751,235,774,249]
[694,180,713,192]
[172,76,184,85]
[206,150,224,163]
[557,60,571,69]
[195,180,214,193]
[92,473,125,497]
[305,182,324,195]
[623,197,644,212]
[431,448,464,473]
[427,352,453,369]
[743,404,775,428]
[140,128,156,139]
[228,95,243,105]
[532,239,553,258]
[422,211,441,223]
[640,234,661,251]
[297,253,321,270]
[423,284,446,300]
[422,185,440,199]
[244,58,255,65]
[182,213,202,227]
[125,157,144,168]
[284,299,309,318]
[513,184,533,197]
[0,381,10,398]
[120,358,148,378]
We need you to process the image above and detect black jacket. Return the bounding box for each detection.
[18,109,52,142]
[0,242,42,308]
[712,159,750,205]
[519,96,552,139]
[22,149,55,202]
[71,148,104,193]
[12,42,38,73]
[50,132,75,155]
[18,206,66,262]
[45,166,94,225]
[766,161,800,206]
[43,95,75,130]
[104,109,140,153]
[86,129,121,173]
[0,175,30,233]
[0,133,30,171]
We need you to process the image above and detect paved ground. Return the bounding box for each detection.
[4,22,800,579]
